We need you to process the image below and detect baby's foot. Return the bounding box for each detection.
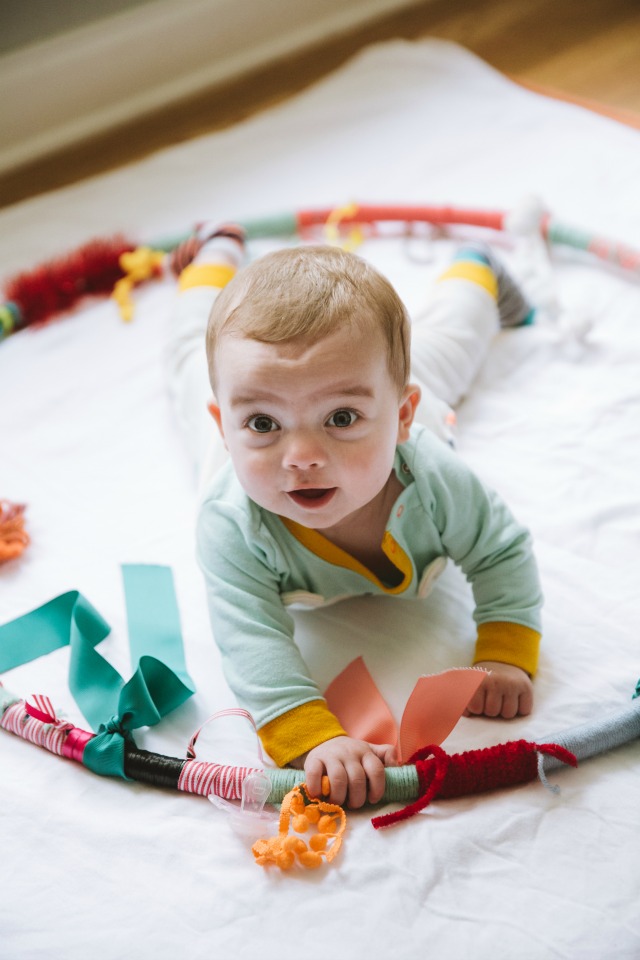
[170,223,245,275]
[456,241,535,327]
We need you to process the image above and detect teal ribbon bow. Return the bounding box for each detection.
[0,564,194,777]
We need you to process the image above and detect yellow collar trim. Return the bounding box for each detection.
[279,516,412,594]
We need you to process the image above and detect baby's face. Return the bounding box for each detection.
[210,325,416,533]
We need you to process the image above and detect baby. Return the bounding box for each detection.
[168,227,542,809]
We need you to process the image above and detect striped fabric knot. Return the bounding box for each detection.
[25,693,69,726]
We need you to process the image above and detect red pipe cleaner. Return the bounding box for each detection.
[371,740,577,829]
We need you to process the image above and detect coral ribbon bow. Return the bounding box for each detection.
[324,657,487,762]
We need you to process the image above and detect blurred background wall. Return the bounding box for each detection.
[2,0,157,54]
[1,0,421,176]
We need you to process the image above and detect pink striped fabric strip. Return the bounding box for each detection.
[177,760,260,799]
[0,700,68,756]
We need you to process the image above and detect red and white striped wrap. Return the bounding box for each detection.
[179,707,265,798]
[177,760,260,800]
[0,700,69,756]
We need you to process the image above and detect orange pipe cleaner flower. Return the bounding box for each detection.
[0,501,30,563]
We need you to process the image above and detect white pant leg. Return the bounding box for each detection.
[165,285,229,495]
[410,278,500,437]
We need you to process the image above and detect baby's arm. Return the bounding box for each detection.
[198,499,385,802]
[290,736,397,808]
[466,661,533,719]
[422,439,543,714]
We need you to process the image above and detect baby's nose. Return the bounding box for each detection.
[282,431,326,470]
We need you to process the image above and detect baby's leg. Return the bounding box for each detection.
[410,244,533,439]
[165,226,245,491]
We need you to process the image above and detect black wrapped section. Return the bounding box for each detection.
[123,741,186,789]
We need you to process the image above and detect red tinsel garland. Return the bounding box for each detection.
[5,236,135,328]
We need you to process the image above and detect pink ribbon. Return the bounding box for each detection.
[26,693,94,763]
[25,694,59,725]
[62,727,95,763]
[324,657,487,762]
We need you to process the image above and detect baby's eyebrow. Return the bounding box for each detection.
[229,384,375,408]
[334,385,376,398]
[229,394,267,408]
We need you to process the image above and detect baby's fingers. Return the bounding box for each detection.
[369,742,398,767]
[344,760,369,809]
[303,755,329,802]
[464,687,487,717]
[361,751,387,805]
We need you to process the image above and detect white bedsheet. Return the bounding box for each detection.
[1,40,639,960]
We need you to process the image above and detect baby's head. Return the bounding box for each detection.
[205,245,410,395]
[205,245,420,529]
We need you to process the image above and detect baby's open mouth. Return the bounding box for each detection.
[287,487,337,508]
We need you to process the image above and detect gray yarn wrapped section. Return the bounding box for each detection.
[541,698,640,771]
[266,763,420,805]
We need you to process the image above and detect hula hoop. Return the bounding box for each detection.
[2,682,639,829]
[2,201,639,340]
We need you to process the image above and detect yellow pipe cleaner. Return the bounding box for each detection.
[112,247,165,322]
[324,202,365,251]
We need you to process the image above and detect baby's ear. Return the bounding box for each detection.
[207,400,224,437]
[397,384,421,443]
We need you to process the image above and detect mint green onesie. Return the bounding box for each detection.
[196,425,543,733]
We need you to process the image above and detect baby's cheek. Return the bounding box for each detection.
[240,456,280,505]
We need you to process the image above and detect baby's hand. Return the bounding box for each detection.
[465,661,533,719]
[291,736,397,809]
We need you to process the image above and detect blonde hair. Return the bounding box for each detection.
[206,245,410,393]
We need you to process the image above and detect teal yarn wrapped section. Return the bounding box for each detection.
[266,763,420,805]
[544,218,593,253]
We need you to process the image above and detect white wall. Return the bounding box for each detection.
[1,0,421,177]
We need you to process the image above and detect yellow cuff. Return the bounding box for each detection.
[258,699,347,767]
[178,263,236,291]
[474,621,541,676]
[438,260,498,300]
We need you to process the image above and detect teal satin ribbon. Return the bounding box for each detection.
[0,564,195,777]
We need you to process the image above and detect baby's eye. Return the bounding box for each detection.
[246,414,279,433]
[327,409,358,428]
